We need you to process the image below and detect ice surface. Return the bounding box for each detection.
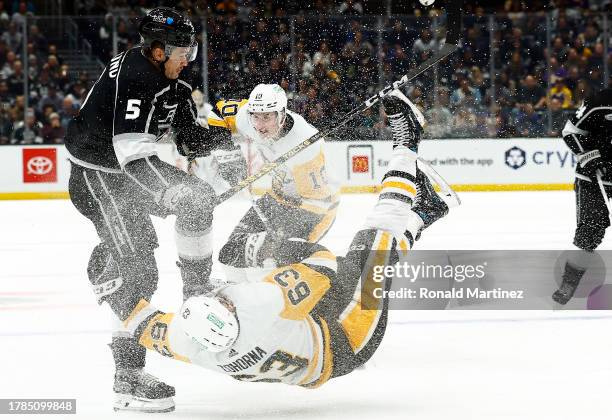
[1,191,611,419]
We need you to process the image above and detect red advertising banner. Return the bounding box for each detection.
[23,148,57,183]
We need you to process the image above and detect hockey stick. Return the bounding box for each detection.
[216,1,462,204]
[187,156,197,175]
[596,169,612,216]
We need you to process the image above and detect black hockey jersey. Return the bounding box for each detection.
[65,47,198,171]
[562,88,612,162]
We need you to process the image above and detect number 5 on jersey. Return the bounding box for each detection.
[125,99,141,120]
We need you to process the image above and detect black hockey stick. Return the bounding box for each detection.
[216,0,462,204]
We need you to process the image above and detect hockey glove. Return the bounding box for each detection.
[577,149,612,177]
[175,124,232,158]
[211,148,247,185]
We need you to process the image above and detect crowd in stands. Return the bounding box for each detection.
[1,0,611,144]
[0,1,88,144]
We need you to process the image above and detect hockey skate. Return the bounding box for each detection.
[552,262,586,305]
[382,89,426,152]
[113,368,176,413]
[411,167,449,240]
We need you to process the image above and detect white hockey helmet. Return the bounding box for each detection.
[178,294,239,353]
[247,83,288,140]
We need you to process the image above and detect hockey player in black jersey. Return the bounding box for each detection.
[65,7,232,412]
[554,88,612,304]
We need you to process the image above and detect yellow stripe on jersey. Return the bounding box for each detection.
[208,99,249,134]
[123,299,150,327]
[138,313,191,363]
[264,263,331,321]
[298,315,322,386]
[339,231,391,354]
[302,316,333,389]
[307,206,338,242]
[302,250,337,270]
[381,181,417,196]
[207,116,230,129]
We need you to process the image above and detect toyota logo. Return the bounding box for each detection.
[26,156,54,175]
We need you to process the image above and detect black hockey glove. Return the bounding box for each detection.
[577,149,612,177]
[175,124,232,158]
[211,148,247,185]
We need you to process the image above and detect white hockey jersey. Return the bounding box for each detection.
[125,254,337,388]
[208,99,340,219]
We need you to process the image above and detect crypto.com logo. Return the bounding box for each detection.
[23,148,57,183]
[505,146,527,170]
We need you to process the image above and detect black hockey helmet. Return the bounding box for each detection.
[139,7,197,61]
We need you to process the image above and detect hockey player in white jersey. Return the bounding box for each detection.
[116,91,456,390]
[205,84,340,276]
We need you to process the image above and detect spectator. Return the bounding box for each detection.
[28,24,47,53]
[0,50,16,78]
[490,74,517,118]
[39,103,55,122]
[565,65,581,92]
[450,76,483,110]
[37,83,64,115]
[424,87,453,138]
[46,54,63,81]
[517,75,546,109]
[550,36,568,62]
[11,107,42,144]
[47,44,62,65]
[0,1,9,23]
[7,58,24,96]
[547,97,566,137]
[337,0,364,15]
[60,95,77,129]
[9,94,24,121]
[11,1,31,29]
[312,41,332,68]
[413,29,437,58]
[469,66,487,99]
[0,80,11,107]
[452,107,479,138]
[514,103,545,137]
[548,76,573,109]
[1,21,21,51]
[573,79,592,106]
[41,112,65,144]
[385,19,416,49]
[463,27,489,68]
[0,105,12,144]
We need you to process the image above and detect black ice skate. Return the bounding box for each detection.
[382,90,425,152]
[552,262,586,305]
[113,368,176,413]
[411,168,449,241]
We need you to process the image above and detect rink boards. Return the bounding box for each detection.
[0,138,576,200]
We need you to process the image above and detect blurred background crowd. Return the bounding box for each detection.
[1,0,611,144]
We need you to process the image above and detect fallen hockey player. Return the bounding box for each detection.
[91,90,458,411]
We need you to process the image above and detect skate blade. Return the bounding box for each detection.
[417,158,461,208]
[113,394,175,413]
